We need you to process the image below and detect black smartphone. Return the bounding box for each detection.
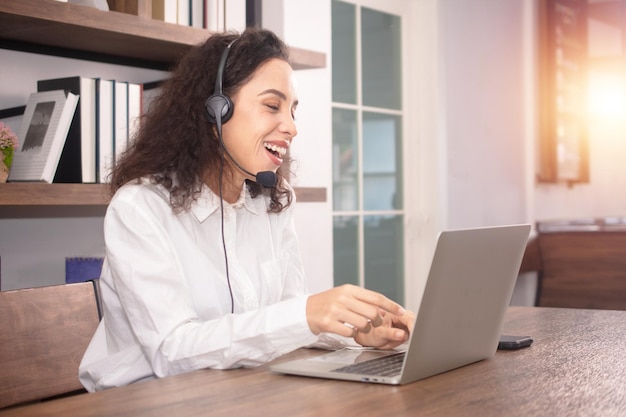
[498,335,533,350]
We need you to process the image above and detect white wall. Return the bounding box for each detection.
[436,0,544,307]
[268,0,335,294]
[439,0,530,229]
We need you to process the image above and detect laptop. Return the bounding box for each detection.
[270,224,531,385]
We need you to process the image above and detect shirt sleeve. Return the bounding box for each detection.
[103,189,319,378]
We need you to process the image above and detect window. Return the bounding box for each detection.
[331,0,405,303]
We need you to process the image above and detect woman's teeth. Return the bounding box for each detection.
[264,143,287,157]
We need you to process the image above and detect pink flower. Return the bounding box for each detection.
[0,122,19,150]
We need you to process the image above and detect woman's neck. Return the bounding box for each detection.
[204,172,244,204]
[219,182,242,204]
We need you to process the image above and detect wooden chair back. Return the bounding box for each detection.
[0,281,101,409]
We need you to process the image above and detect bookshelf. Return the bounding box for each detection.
[0,0,327,207]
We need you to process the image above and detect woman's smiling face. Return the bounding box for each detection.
[221,58,298,185]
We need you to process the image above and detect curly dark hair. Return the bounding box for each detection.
[109,27,294,213]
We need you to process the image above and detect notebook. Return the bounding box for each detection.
[270,224,531,385]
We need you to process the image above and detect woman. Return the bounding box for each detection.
[79,27,413,392]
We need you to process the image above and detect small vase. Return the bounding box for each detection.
[0,160,9,183]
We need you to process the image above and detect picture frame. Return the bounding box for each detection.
[8,90,79,183]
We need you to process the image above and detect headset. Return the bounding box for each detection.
[205,40,235,126]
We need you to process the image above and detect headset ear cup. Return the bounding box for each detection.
[205,93,234,124]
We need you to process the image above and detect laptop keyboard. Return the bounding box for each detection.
[332,352,405,377]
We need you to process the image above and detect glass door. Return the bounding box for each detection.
[331,0,407,303]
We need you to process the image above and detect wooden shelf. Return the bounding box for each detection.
[0,183,326,206]
[0,0,325,70]
[0,184,109,206]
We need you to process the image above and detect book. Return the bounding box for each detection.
[37,76,97,183]
[8,90,79,183]
[205,0,225,31]
[141,79,164,116]
[191,0,204,28]
[114,80,128,164]
[96,78,114,183]
[153,0,177,24]
[65,257,104,284]
[128,82,143,144]
[178,0,190,26]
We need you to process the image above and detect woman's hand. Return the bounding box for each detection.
[306,284,411,348]
[354,309,415,349]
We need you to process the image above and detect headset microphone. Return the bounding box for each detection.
[205,40,278,188]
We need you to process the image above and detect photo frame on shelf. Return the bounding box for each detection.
[8,90,79,183]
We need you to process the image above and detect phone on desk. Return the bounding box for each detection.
[498,335,533,350]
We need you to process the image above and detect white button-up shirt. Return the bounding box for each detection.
[79,179,341,392]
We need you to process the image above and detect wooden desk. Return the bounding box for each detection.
[2,307,625,417]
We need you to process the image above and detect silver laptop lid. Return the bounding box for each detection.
[398,224,531,383]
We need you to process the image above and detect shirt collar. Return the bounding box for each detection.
[190,182,262,222]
